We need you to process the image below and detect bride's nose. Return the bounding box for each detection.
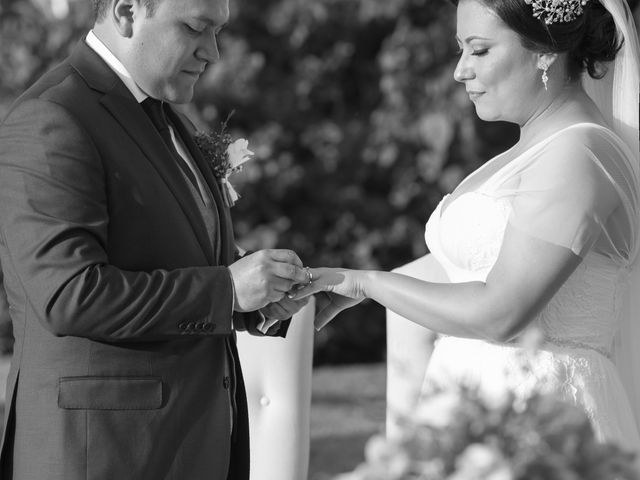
[454,55,475,83]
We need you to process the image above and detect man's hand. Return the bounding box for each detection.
[260,296,310,322]
[228,249,310,312]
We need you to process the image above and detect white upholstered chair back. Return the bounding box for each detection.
[385,254,447,439]
[237,298,315,480]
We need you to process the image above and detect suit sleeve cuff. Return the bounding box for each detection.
[256,311,280,334]
[227,267,236,313]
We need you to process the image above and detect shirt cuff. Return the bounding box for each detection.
[228,268,238,328]
[257,310,280,334]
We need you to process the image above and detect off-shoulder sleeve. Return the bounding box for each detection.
[507,129,626,258]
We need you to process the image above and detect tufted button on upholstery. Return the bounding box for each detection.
[223,376,231,389]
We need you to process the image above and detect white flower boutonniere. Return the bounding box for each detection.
[194,116,254,207]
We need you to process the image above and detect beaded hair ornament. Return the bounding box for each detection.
[523,0,591,24]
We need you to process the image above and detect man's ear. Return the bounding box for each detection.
[112,0,136,37]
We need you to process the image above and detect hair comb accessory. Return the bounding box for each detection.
[523,0,591,25]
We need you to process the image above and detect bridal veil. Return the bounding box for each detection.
[585,0,640,433]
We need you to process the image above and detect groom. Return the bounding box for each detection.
[0,0,310,478]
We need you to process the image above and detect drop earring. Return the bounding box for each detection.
[541,64,549,91]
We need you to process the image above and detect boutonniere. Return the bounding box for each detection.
[194,115,254,207]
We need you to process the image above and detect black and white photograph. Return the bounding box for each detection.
[1,0,640,479]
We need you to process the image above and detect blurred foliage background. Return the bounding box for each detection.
[1,0,638,363]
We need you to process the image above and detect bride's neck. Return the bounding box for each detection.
[517,85,599,149]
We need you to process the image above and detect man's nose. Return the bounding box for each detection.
[197,30,220,64]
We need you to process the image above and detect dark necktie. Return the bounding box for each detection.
[141,98,200,191]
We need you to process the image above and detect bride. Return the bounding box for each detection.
[293,0,640,452]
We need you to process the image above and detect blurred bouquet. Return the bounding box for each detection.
[337,325,639,480]
[335,385,639,480]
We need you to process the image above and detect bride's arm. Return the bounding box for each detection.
[297,224,581,342]
[366,225,581,341]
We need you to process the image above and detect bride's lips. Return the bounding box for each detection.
[467,91,484,100]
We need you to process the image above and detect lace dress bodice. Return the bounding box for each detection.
[426,190,626,359]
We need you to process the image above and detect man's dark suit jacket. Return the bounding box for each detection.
[0,271,13,354]
[0,39,282,480]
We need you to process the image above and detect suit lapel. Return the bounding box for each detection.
[68,40,216,265]
[168,110,236,265]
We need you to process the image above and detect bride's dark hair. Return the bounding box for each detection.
[451,0,622,81]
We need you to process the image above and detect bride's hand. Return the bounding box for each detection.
[291,267,367,301]
[313,291,362,330]
[289,268,367,329]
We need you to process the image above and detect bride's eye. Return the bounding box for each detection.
[471,48,489,56]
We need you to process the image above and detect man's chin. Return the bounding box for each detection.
[159,78,198,104]
[165,88,195,105]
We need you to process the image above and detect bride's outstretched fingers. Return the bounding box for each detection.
[287,267,367,329]
[314,292,364,330]
[288,267,366,300]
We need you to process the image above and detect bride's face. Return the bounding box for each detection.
[454,0,542,124]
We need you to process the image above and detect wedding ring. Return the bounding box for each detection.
[305,266,313,285]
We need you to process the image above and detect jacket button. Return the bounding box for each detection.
[195,322,205,330]
[178,322,187,331]
[223,376,231,389]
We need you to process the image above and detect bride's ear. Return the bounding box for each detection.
[536,52,559,71]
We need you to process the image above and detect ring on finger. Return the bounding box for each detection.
[305,266,313,285]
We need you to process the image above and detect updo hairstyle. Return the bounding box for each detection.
[453,0,623,81]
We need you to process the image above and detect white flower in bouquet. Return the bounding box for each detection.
[480,385,511,411]
[364,434,411,477]
[414,390,462,429]
[448,444,513,480]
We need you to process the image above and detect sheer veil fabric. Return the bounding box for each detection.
[587,0,640,433]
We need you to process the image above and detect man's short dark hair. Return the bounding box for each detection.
[93,0,160,23]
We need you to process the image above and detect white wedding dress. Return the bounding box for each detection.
[421,122,640,453]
